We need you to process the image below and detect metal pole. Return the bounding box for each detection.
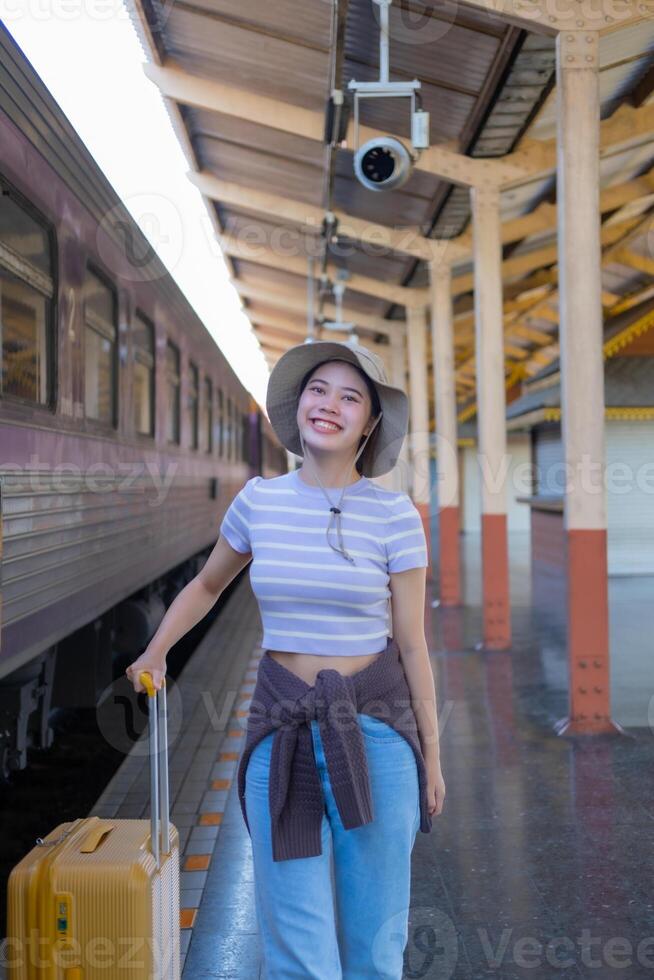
[375,0,391,84]
[159,684,171,854]
[148,690,160,869]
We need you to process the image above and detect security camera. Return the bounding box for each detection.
[353,136,412,192]
[346,0,430,193]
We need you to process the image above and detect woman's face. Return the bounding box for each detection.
[296,360,374,458]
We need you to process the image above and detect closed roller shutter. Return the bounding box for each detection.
[534,427,565,497]
[606,421,654,575]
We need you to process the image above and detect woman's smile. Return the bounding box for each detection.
[309,417,343,434]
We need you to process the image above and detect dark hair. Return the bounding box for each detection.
[296,358,382,475]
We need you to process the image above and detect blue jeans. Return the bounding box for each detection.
[244,711,421,979]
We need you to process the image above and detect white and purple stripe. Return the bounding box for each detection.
[219,468,428,656]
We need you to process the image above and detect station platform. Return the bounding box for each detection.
[90,536,654,979]
[90,579,263,975]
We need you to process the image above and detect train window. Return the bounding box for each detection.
[233,400,238,462]
[0,184,54,405]
[204,377,213,453]
[241,410,249,464]
[218,388,224,457]
[188,360,199,450]
[234,402,239,461]
[226,395,231,459]
[133,311,155,437]
[227,395,233,461]
[83,267,117,425]
[234,406,239,462]
[166,340,180,444]
[235,404,240,462]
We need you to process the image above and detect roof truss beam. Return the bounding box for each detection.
[145,62,654,196]
[234,282,400,335]
[219,231,428,307]
[190,172,468,264]
[201,168,654,280]
[455,0,643,36]
[144,62,527,188]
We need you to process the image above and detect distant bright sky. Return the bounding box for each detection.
[4,6,270,412]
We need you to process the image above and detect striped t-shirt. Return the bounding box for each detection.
[219,468,428,656]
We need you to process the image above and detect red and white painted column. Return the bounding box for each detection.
[555,31,618,735]
[470,184,511,649]
[429,261,461,605]
[406,304,433,582]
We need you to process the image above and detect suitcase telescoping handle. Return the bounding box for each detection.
[139,672,171,870]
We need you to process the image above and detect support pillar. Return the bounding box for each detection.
[389,328,409,493]
[406,305,433,582]
[429,261,461,605]
[470,184,511,649]
[555,30,619,736]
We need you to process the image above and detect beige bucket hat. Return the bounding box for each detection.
[265,340,409,479]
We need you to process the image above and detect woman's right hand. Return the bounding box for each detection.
[125,650,167,694]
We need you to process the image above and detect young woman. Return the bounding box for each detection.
[127,340,446,979]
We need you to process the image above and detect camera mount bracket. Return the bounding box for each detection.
[346,0,429,191]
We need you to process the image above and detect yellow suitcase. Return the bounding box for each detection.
[6,673,181,979]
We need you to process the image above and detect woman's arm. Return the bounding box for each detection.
[390,566,445,815]
[389,567,441,765]
[126,536,251,693]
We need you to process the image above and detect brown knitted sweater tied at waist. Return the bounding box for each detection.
[237,637,433,862]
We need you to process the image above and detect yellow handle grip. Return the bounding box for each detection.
[80,821,114,853]
[138,671,166,697]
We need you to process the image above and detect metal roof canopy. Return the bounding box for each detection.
[126,0,654,390]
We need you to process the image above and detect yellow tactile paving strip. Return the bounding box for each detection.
[178,649,261,941]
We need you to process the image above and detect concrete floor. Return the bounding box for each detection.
[449,530,654,729]
[184,533,654,978]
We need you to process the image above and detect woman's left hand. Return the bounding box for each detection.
[426,759,446,817]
